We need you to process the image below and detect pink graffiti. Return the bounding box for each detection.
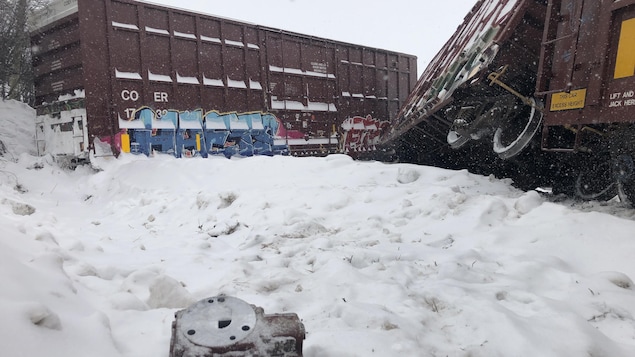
[341,115,388,152]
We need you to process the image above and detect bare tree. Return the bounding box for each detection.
[0,0,48,104]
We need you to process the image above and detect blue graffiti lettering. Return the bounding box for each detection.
[119,107,289,158]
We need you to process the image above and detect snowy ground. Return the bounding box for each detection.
[2,98,635,356]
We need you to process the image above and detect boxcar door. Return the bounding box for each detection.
[539,0,611,150]
[540,0,601,119]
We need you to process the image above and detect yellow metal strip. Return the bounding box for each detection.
[614,18,635,79]
[196,133,201,152]
[121,133,131,153]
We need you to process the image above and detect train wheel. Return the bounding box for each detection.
[615,154,635,205]
[574,159,617,201]
[447,130,470,149]
[492,98,543,160]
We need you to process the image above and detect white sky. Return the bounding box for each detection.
[145,0,478,75]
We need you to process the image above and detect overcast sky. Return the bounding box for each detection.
[144,0,477,75]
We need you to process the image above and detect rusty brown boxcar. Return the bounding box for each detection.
[377,0,635,205]
[536,0,635,202]
[30,0,417,162]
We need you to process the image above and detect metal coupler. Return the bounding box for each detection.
[169,296,305,357]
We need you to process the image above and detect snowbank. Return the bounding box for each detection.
[1,151,635,356]
[0,99,36,158]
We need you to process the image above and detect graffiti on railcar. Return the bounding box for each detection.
[117,107,289,158]
[340,115,389,152]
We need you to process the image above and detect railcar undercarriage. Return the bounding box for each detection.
[377,0,635,206]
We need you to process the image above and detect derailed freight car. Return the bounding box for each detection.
[378,0,548,181]
[378,0,635,204]
[30,0,416,163]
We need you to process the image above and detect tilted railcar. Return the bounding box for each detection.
[378,0,635,204]
[30,0,417,163]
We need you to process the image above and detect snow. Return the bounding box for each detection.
[111,21,139,31]
[203,76,224,87]
[3,99,635,356]
[115,69,142,80]
[226,77,247,89]
[228,116,249,130]
[146,26,170,36]
[0,100,36,157]
[57,89,86,101]
[149,70,173,83]
[271,97,337,112]
[178,112,203,130]
[249,79,263,90]
[204,114,227,130]
[224,39,244,47]
[152,119,176,129]
[269,65,336,79]
[174,31,197,40]
[201,36,222,44]
[176,73,200,85]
